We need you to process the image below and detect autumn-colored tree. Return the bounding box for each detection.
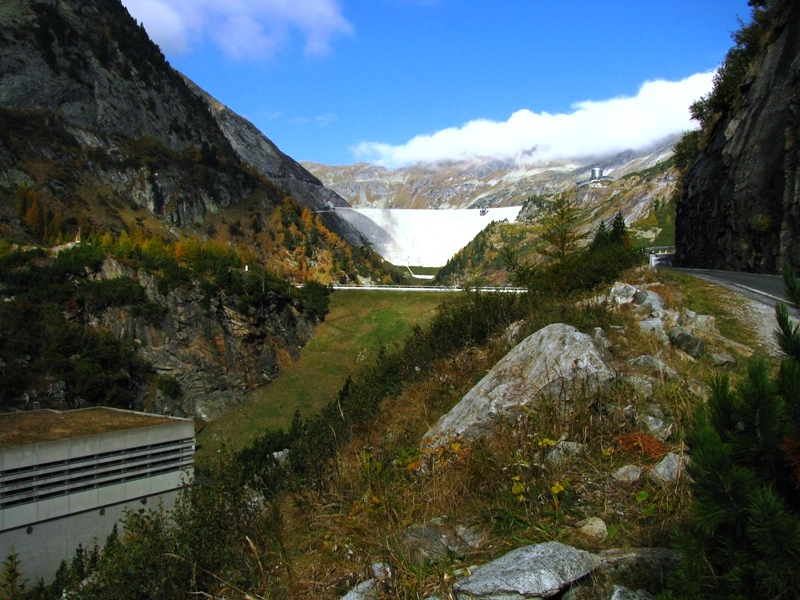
[24,198,44,236]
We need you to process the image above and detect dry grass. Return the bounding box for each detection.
[0,406,177,448]
[224,268,780,599]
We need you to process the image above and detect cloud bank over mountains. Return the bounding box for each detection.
[355,72,713,168]
[122,0,353,59]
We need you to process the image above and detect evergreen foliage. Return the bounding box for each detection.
[0,552,26,600]
[46,454,263,600]
[0,236,329,412]
[672,267,800,598]
[505,210,644,296]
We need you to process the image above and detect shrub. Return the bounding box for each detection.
[296,280,332,322]
[156,375,181,399]
[671,268,800,597]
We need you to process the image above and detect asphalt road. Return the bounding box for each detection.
[663,261,792,309]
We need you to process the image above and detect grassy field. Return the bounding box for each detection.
[197,290,447,460]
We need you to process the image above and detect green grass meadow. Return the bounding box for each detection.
[197,290,447,460]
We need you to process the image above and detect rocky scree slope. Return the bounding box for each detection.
[0,0,362,243]
[675,0,800,272]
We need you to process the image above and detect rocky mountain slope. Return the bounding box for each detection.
[0,0,363,245]
[675,0,800,272]
[434,160,679,285]
[303,136,678,210]
[0,0,397,420]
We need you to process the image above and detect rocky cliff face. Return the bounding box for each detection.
[96,258,314,420]
[183,79,366,246]
[0,0,361,243]
[675,0,800,272]
[0,0,366,420]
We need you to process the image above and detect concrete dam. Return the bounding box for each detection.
[334,207,523,267]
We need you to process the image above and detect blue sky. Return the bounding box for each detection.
[121,0,752,167]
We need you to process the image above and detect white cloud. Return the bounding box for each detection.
[354,72,714,168]
[121,0,353,59]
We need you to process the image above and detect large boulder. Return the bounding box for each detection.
[423,324,615,446]
[453,541,600,599]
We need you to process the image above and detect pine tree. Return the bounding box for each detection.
[672,268,800,598]
[0,552,26,600]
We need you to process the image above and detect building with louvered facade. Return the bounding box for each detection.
[0,408,194,584]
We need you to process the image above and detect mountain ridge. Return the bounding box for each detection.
[0,0,364,247]
[302,136,679,210]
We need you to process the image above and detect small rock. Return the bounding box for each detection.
[370,563,391,580]
[650,453,684,485]
[686,381,705,397]
[546,441,584,466]
[455,524,485,549]
[633,289,664,312]
[628,355,678,381]
[613,464,642,484]
[638,318,667,343]
[609,282,638,304]
[592,327,612,357]
[694,314,717,331]
[638,404,672,442]
[668,327,705,358]
[503,320,526,348]
[576,517,608,541]
[272,448,290,466]
[598,547,680,590]
[395,522,466,566]
[624,376,654,399]
[340,579,376,600]
[711,352,736,367]
[607,584,655,600]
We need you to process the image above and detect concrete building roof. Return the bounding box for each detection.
[0,408,184,449]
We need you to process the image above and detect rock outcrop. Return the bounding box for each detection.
[675,0,800,272]
[422,323,616,446]
[96,259,314,419]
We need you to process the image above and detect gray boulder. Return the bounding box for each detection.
[394,522,467,566]
[633,289,665,313]
[453,541,600,599]
[668,327,705,358]
[650,453,685,485]
[423,324,615,446]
